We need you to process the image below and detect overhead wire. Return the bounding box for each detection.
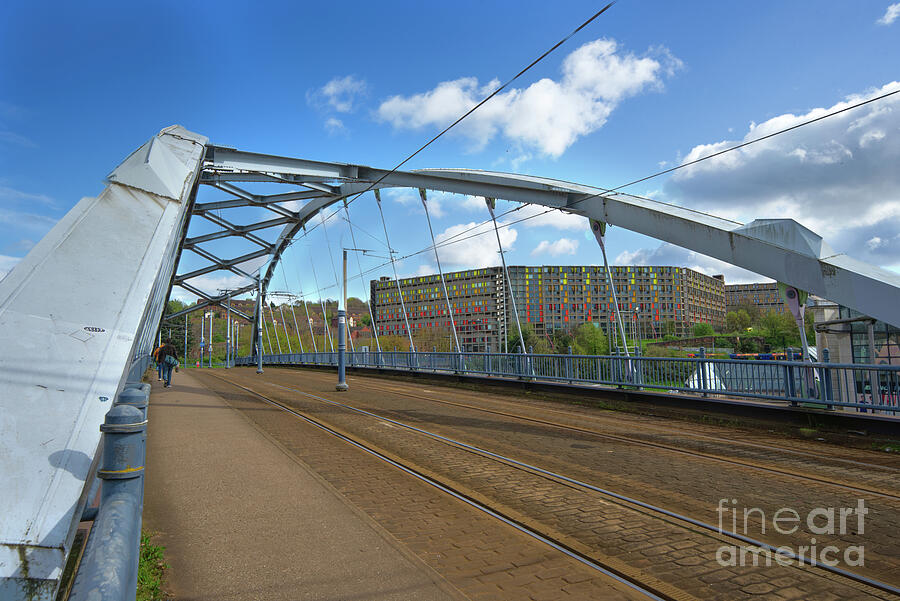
[293,2,616,238]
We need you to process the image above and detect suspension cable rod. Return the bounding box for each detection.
[486,198,526,355]
[375,189,416,353]
[267,301,283,354]
[343,199,381,353]
[290,243,317,353]
[309,256,335,352]
[319,210,355,352]
[261,294,274,355]
[419,189,461,354]
[280,261,304,353]
[277,302,292,353]
[592,221,630,357]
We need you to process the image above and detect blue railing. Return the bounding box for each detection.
[235,350,900,414]
[68,355,151,601]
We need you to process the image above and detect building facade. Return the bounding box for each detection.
[724,282,787,315]
[371,264,726,352]
[506,265,724,342]
[370,268,506,352]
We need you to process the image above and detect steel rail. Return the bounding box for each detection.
[341,378,900,500]
[206,373,672,601]
[259,378,900,598]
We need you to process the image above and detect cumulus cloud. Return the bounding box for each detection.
[877,3,900,24]
[661,81,900,268]
[307,75,368,113]
[531,238,579,257]
[514,204,587,231]
[172,270,259,304]
[324,117,345,134]
[433,220,517,269]
[386,189,490,219]
[377,39,680,157]
[615,243,763,284]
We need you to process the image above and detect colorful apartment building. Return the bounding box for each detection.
[724,282,787,315]
[370,269,506,352]
[507,265,725,340]
[371,264,726,351]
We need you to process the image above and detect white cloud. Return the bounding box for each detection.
[531,238,579,257]
[0,207,58,231]
[433,220,517,269]
[172,271,258,304]
[307,75,368,113]
[664,81,900,267]
[877,3,900,24]
[377,39,680,157]
[514,204,587,231]
[385,189,490,219]
[0,185,55,207]
[324,117,345,134]
[615,243,763,284]
[0,131,36,148]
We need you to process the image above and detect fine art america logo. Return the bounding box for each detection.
[715,498,866,567]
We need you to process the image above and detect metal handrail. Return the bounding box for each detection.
[236,350,900,414]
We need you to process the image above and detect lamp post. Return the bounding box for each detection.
[335,248,376,391]
[336,249,349,391]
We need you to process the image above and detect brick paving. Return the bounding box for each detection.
[279,369,900,586]
[200,368,899,600]
[196,372,647,601]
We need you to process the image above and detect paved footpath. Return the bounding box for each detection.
[142,370,464,601]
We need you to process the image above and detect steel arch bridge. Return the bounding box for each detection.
[2,124,899,596]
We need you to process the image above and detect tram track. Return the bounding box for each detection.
[345,378,900,500]
[205,372,676,601]
[207,371,900,600]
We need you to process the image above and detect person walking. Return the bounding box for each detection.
[153,343,164,381]
[158,339,179,388]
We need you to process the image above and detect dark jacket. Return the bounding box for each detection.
[158,344,177,362]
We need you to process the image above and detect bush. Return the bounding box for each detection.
[692,322,714,337]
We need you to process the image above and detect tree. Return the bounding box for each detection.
[726,310,751,333]
[573,323,608,355]
[551,328,574,354]
[692,322,714,337]
[533,337,552,354]
[508,323,539,353]
[736,302,762,325]
[760,310,798,349]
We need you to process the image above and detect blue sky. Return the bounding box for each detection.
[2,1,899,303]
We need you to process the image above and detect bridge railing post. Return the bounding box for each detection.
[820,348,835,410]
[698,347,709,397]
[69,404,146,601]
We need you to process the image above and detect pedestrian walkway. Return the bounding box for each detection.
[142,370,463,601]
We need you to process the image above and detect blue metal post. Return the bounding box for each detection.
[336,309,348,391]
[69,404,145,601]
[699,347,709,397]
[822,348,835,410]
[256,277,264,374]
[336,249,348,391]
[785,347,798,406]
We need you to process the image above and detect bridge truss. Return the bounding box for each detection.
[2,125,898,597]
